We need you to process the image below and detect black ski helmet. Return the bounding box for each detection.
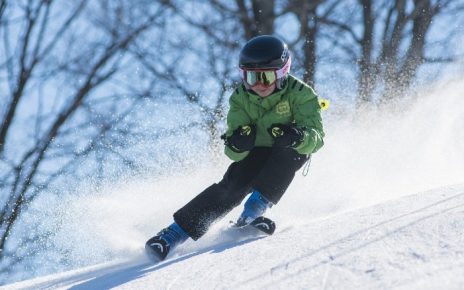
[239,35,291,88]
[239,35,290,69]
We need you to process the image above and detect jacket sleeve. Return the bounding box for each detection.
[292,87,325,155]
[224,89,253,161]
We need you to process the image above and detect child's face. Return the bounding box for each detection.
[251,82,276,98]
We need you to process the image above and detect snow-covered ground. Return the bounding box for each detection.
[7,184,464,290]
[3,79,464,289]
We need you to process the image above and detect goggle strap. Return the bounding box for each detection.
[276,55,291,79]
[239,67,245,79]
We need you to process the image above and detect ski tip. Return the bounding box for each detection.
[144,238,169,263]
[250,217,276,235]
[228,217,276,235]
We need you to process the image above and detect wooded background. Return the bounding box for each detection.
[1,0,463,282]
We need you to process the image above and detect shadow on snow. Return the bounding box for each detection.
[67,235,264,290]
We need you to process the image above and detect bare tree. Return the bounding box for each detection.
[0,1,6,22]
[236,0,275,38]
[284,0,328,86]
[0,0,166,272]
[131,0,246,156]
[320,0,464,106]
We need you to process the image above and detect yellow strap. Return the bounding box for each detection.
[319,98,330,111]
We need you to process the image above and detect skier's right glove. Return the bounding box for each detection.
[222,124,256,153]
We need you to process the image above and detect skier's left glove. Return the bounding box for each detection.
[268,123,305,148]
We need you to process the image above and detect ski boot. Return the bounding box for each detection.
[235,189,273,227]
[145,222,189,262]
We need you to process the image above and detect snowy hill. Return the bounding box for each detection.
[4,79,464,289]
[7,184,464,290]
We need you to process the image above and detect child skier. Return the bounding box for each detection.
[145,35,325,261]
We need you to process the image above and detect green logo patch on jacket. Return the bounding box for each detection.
[276,101,291,116]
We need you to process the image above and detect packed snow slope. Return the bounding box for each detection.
[7,184,464,290]
[2,79,464,287]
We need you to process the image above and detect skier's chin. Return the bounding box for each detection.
[252,84,275,98]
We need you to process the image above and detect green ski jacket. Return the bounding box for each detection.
[224,75,325,161]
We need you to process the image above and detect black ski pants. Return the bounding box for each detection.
[173,147,309,240]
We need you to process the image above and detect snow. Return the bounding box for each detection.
[3,79,464,289]
[6,184,464,290]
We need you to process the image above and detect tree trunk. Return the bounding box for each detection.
[357,0,375,105]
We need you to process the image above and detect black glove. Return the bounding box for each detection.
[222,124,256,153]
[268,123,305,148]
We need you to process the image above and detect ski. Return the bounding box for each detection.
[230,216,276,236]
[249,216,276,235]
[145,236,170,263]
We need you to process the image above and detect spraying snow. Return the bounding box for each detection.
[3,78,464,285]
[8,184,464,289]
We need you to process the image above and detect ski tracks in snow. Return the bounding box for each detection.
[7,185,464,290]
[233,187,464,289]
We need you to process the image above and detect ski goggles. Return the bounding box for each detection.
[242,70,278,87]
[239,55,292,87]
